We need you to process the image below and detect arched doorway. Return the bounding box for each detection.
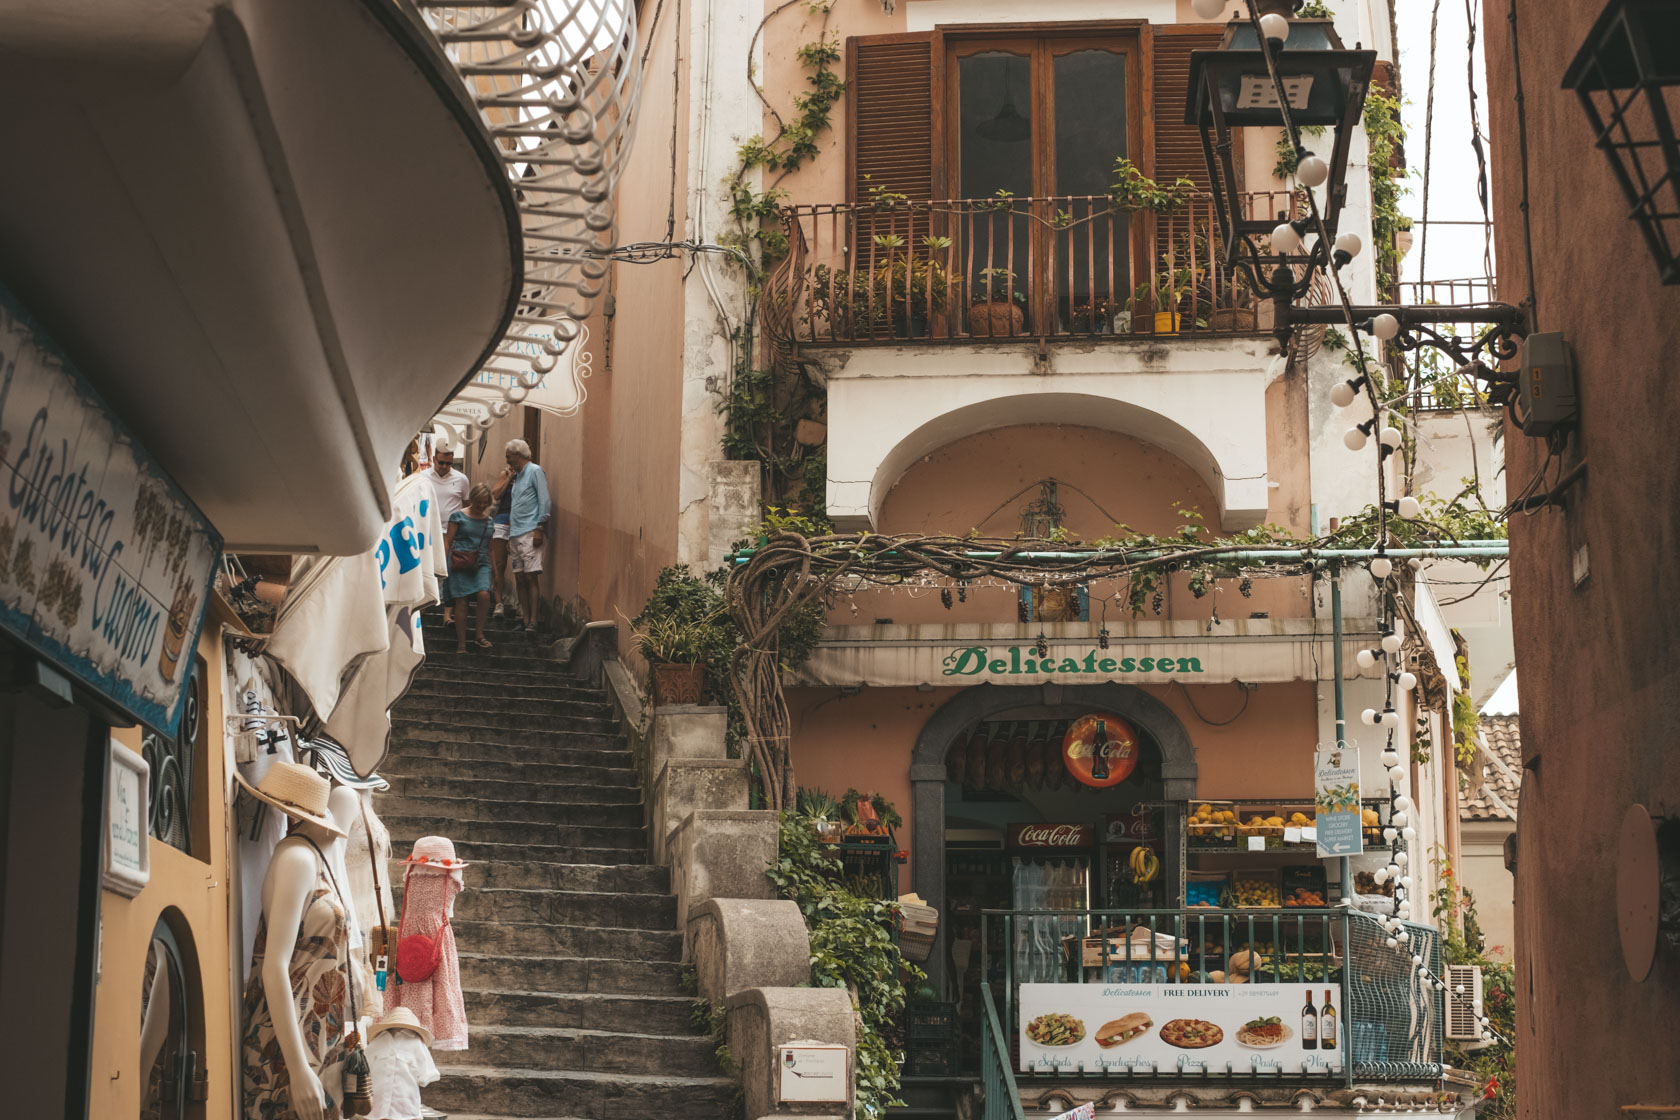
[908,682,1196,992]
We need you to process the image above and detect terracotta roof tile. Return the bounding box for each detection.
[1461,713,1521,821]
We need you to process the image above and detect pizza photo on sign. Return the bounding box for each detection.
[1159,1019,1224,1049]
[1061,713,1141,788]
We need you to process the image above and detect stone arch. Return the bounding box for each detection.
[908,681,1197,988]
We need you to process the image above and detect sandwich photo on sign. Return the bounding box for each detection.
[1095,1013,1153,1048]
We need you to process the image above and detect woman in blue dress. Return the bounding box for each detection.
[443,483,495,652]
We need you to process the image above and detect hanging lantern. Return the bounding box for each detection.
[1564,0,1680,283]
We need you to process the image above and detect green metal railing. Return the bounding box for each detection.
[980,981,1028,1120]
[977,907,1444,1088]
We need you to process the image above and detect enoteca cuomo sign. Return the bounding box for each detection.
[0,282,220,737]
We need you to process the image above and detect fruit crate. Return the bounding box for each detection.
[1280,865,1329,908]
[1228,869,1282,908]
[1186,801,1239,847]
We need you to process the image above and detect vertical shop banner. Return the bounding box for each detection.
[0,284,220,737]
[1019,983,1344,1075]
[1314,745,1363,856]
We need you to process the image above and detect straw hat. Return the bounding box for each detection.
[233,761,346,836]
[367,1007,433,1048]
[402,835,469,871]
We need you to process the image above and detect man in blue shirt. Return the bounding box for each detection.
[501,437,550,630]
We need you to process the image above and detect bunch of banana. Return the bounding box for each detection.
[1129,845,1160,883]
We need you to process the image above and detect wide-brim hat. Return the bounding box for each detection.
[299,738,389,791]
[234,760,346,836]
[403,834,469,871]
[367,1006,433,1048]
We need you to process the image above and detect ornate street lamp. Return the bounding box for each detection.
[1186,16,1374,274]
[1187,2,1531,410]
[1563,0,1680,284]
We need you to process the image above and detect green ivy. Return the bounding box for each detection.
[1363,86,1409,297]
[769,809,923,1119]
[1430,853,1516,1118]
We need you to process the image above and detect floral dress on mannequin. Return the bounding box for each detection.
[240,839,350,1120]
[383,836,468,1050]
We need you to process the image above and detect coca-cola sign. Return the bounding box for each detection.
[1104,811,1160,844]
[1008,822,1095,849]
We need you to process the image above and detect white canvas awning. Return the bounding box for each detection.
[796,619,1387,689]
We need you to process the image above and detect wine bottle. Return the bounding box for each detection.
[1319,988,1338,1050]
[1301,990,1318,1049]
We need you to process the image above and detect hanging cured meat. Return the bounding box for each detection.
[945,733,968,785]
[966,727,989,789]
[1025,722,1048,788]
[1008,722,1030,786]
[987,723,1012,792]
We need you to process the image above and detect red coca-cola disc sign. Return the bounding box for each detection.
[1061,712,1141,788]
[1007,822,1095,849]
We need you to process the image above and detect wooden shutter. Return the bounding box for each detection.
[1150,25,1226,189]
[846,32,946,206]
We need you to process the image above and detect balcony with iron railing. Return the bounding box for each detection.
[766,191,1302,348]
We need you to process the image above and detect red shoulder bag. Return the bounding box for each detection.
[395,864,448,984]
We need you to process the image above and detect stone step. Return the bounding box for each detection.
[457,952,686,996]
[450,887,676,929]
[411,663,597,690]
[433,1025,719,1078]
[466,860,668,894]
[422,647,569,672]
[464,989,698,1034]
[389,736,628,765]
[404,679,605,704]
[381,774,643,805]
[382,755,639,787]
[397,694,616,721]
[413,838,649,867]
[424,1066,736,1118]
[391,717,619,744]
[382,815,646,850]
[391,706,618,734]
[448,920,681,961]
[378,795,644,829]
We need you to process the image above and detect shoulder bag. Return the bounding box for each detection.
[359,802,395,991]
[394,863,448,984]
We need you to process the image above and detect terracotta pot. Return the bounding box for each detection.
[651,662,705,705]
[1208,307,1258,331]
[968,300,1025,337]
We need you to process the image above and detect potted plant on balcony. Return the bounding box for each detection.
[969,266,1027,337]
[1132,269,1192,334]
[1108,158,1195,215]
[1068,296,1118,334]
[868,234,958,339]
[807,263,857,340]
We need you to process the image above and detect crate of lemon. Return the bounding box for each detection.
[1188,804,1317,850]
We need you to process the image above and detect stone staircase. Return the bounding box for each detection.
[375,616,736,1119]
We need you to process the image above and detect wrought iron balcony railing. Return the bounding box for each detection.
[973,906,1443,1089]
[766,192,1299,347]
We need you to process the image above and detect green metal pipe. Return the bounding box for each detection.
[728,543,1509,564]
[1329,568,1355,905]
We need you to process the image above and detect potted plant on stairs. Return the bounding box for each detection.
[628,565,729,706]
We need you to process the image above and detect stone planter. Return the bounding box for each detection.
[651,662,705,705]
[1209,306,1259,331]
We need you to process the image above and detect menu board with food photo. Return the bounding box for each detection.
[1018,982,1345,1075]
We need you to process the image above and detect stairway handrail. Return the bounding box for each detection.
[980,981,1027,1120]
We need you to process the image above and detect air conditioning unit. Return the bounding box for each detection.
[1445,964,1489,1049]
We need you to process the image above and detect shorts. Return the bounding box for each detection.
[510,531,544,574]
[492,514,511,541]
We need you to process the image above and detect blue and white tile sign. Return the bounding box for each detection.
[1314,744,1364,857]
[0,282,220,737]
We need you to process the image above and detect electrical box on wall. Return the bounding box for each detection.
[1516,332,1578,436]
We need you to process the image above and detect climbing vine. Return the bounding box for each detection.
[1363,85,1409,298]
[769,807,921,1119]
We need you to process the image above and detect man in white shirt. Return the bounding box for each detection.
[428,444,470,622]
